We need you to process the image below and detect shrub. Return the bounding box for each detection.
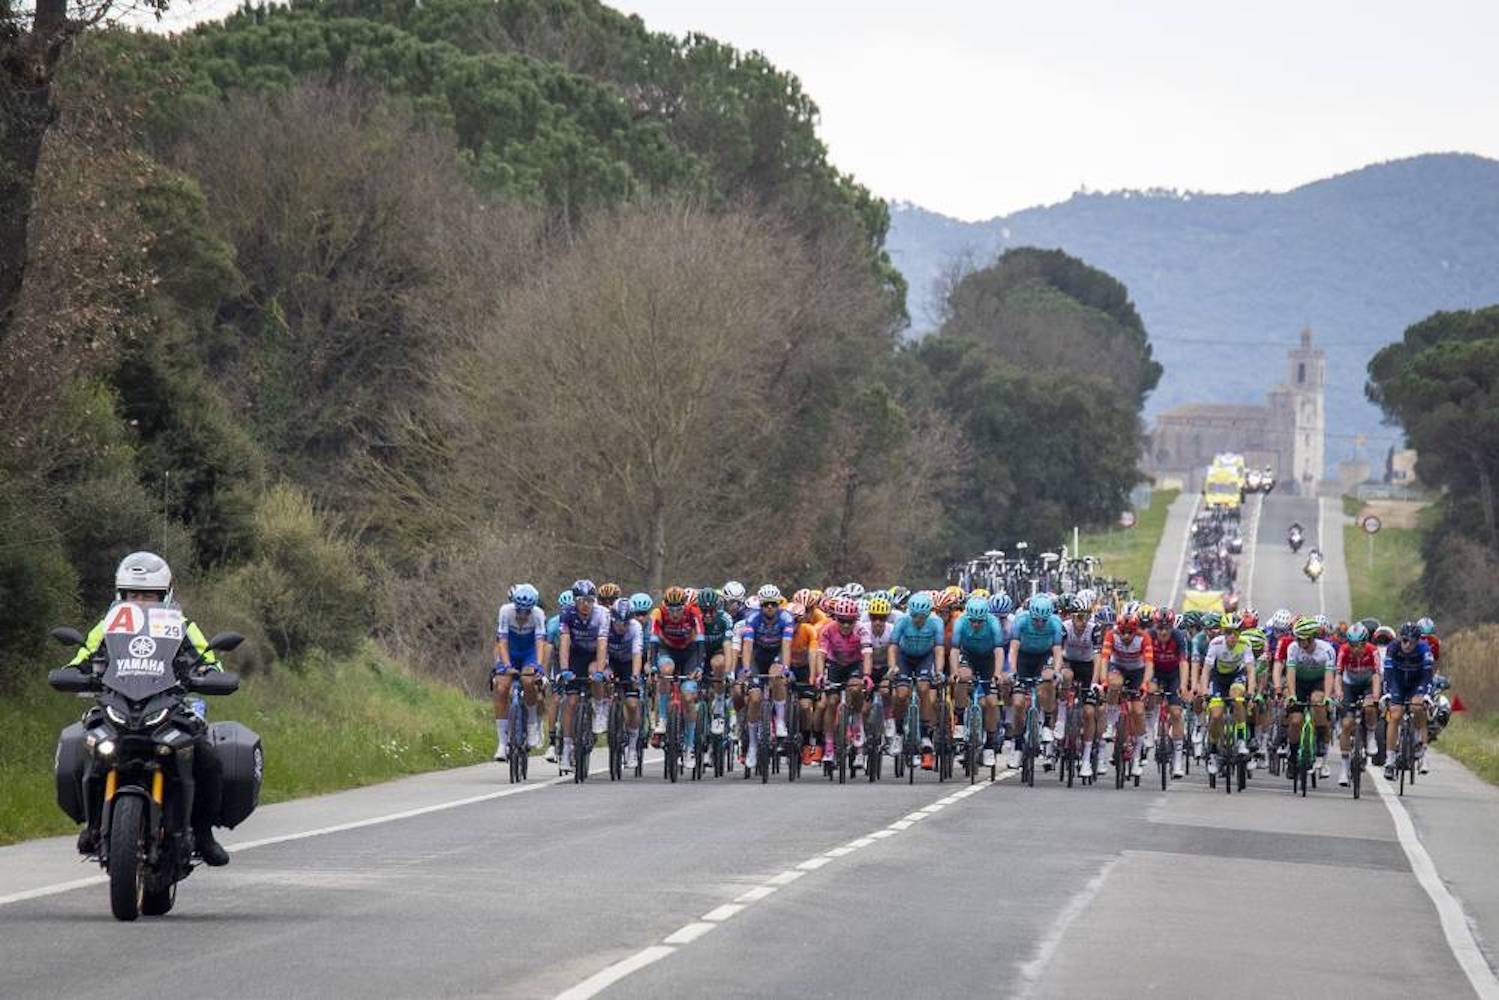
[1442,626,1499,718]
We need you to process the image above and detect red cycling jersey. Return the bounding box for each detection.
[652,606,704,650]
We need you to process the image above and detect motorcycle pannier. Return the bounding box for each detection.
[208,721,263,829]
[54,722,89,824]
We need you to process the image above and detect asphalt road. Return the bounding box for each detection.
[3,513,1494,999]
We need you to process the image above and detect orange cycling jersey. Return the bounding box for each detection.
[1101,629,1154,670]
[789,622,819,667]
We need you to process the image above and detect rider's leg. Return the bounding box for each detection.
[493,672,513,751]
[1105,670,1123,736]
[656,663,675,734]
[770,664,789,736]
[1310,689,1331,753]
[954,665,973,737]
[1039,667,1057,732]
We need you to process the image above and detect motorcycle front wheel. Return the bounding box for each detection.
[108,795,146,922]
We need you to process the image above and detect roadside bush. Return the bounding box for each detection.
[240,484,371,661]
[1442,626,1499,717]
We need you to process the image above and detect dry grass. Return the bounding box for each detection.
[1441,627,1499,717]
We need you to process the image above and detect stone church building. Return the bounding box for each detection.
[1145,329,1326,495]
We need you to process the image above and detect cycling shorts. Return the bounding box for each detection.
[1151,669,1183,705]
[1113,665,1146,697]
[1291,676,1325,705]
[1384,671,1428,706]
[1063,658,1095,689]
[825,660,865,688]
[958,649,999,682]
[894,650,936,684]
[1013,649,1052,682]
[606,656,640,695]
[787,660,812,686]
[1207,670,1245,700]
[1341,678,1373,707]
[658,644,701,676]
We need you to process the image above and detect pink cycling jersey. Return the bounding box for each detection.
[818,620,872,665]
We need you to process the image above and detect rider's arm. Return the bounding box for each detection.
[1139,633,1154,692]
[1005,638,1019,675]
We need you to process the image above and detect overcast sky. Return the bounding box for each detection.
[144,0,1498,220]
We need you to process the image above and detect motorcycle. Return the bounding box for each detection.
[48,601,259,921]
[1287,523,1304,554]
[1303,549,1324,582]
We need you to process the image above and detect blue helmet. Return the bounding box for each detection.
[908,592,934,616]
[558,590,575,609]
[1029,594,1056,621]
[611,598,633,622]
[1094,604,1116,625]
[571,579,597,600]
[629,591,653,615]
[989,592,1013,616]
[964,596,989,620]
[509,583,538,610]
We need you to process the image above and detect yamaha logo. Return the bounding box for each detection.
[128,636,157,658]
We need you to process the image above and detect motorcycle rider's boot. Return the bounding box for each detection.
[195,828,230,867]
[76,827,99,856]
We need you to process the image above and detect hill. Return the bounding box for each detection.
[887,153,1499,466]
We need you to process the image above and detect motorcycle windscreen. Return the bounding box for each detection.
[98,601,186,701]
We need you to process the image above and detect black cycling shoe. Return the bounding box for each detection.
[195,831,230,867]
[76,827,98,856]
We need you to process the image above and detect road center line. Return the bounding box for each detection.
[1372,771,1499,998]
[1014,857,1119,999]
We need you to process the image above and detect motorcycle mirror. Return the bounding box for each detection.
[206,631,245,653]
[190,670,241,695]
[49,626,85,647]
[47,667,96,692]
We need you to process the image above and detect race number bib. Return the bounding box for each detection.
[149,607,185,640]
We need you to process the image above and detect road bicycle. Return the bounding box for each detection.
[1057,681,1084,788]
[1348,701,1370,799]
[1013,676,1042,788]
[571,683,596,783]
[893,688,921,783]
[1152,695,1172,791]
[506,676,530,784]
[864,685,886,782]
[1287,698,1317,797]
[1392,700,1420,796]
[933,675,956,782]
[1113,685,1144,790]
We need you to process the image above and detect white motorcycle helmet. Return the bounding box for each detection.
[115,551,173,601]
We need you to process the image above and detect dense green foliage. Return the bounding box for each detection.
[908,249,1154,556]
[0,0,1155,716]
[1367,306,1499,626]
[890,154,1499,466]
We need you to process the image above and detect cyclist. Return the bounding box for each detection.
[817,597,874,758]
[1273,616,1335,778]
[1383,621,1435,778]
[866,594,900,754]
[491,583,546,762]
[649,586,705,748]
[1334,622,1381,786]
[1417,616,1441,662]
[736,585,794,771]
[948,595,1007,767]
[788,600,823,765]
[604,598,644,769]
[695,588,736,740]
[889,591,947,769]
[1101,611,1154,774]
[556,580,608,770]
[1198,612,1254,775]
[1005,594,1065,769]
[723,581,749,623]
[1057,594,1102,778]
[1147,607,1191,778]
[542,590,574,763]
[1240,626,1271,766]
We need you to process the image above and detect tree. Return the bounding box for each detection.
[0,0,170,341]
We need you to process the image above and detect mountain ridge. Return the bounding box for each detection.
[887,152,1499,468]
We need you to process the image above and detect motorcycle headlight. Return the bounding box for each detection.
[105,705,127,725]
[96,739,116,758]
[145,708,170,727]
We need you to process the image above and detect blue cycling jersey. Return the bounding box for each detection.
[891,614,944,656]
[546,614,562,647]
[739,609,794,649]
[953,614,1006,655]
[1383,639,1434,697]
[1011,614,1065,655]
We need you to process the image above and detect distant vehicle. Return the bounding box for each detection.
[1203,464,1244,512]
[1288,522,1304,553]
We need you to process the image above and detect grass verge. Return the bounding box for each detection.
[1342,520,1423,624]
[1438,715,1499,787]
[0,642,494,845]
[1077,489,1180,599]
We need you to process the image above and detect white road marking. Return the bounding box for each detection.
[554,945,676,1000]
[1372,772,1499,999]
[662,923,716,945]
[701,903,744,922]
[735,885,776,903]
[552,772,1014,999]
[1316,497,1328,615]
[1167,493,1203,609]
[902,810,928,822]
[1243,492,1263,606]
[1014,857,1120,999]
[0,751,659,909]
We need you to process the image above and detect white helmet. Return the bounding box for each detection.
[843,582,865,599]
[757,583,783,603]
[115,551,172,599]
[722,581,747,602]
[1270,608,1293,630]
[1075,588,1097,610]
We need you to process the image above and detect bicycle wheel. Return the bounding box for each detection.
[572,700,591,783]
[758,698,772,784]
[1351,743,1363,800]
[965,704,981,786]
[608,698,625,782]
[904,697,919,784]
[865,698,883,783]
[834,701,849,785]
[664,702,681,783]
[1024,706,1039,788]
[1113,722,1125,790]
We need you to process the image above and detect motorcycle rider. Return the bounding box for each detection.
[1287,521,1304,552]
[66,552,231,867]
[1303,546,1324,581]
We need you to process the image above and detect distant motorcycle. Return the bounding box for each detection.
[1287,523,1304,554]
[1303,548,1324,582]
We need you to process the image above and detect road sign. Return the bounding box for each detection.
[1119,510,1137,528]
[1362,515,1382,535]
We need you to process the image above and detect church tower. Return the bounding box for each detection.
[1286,328,1325,494]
